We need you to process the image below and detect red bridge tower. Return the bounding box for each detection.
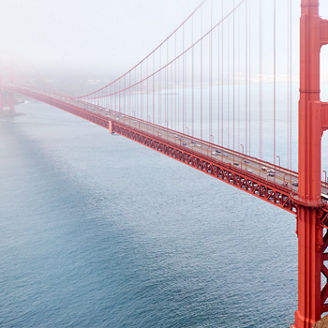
[295,0,328,326]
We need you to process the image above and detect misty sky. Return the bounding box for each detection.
[1,0,328,79]
[0,0,201,75]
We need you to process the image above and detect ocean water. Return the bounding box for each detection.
[0,102,297,328]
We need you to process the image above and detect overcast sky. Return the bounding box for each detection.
[0,0,201,75]
[1,0,328,79]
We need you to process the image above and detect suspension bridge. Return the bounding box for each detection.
[1,0,328,326]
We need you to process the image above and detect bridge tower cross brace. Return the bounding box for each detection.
[295,0,328,327]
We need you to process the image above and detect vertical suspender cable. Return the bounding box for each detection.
[200,8,203,140]
[289,0,293,170]
[287,0,290,169]
[183,25,185,133]
[227,18,230,149]
[129,73,131,116]
[273,0,276,165]
[175,33,177,131]
[141,64,143,119]
[221,0,224,146]
[259,0,263,159]
[114,83,116,111]
[177,45,180,131]
[166,42,168,128]
[217,3,221,145]
[233,0,236,152]
[146,60,149,121]
[248,0,251,156]
[238,5,241,151]
[209,1,213,142]
[119,80,121,113]
[171,49,174,130]
[287,0,293,170]
[245,0,248,154]
[192,15,195,137]
[135,68,137,117]
[159,46,162,125]
[153,54,155,124]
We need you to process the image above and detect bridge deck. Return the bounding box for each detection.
[7,85,328,227]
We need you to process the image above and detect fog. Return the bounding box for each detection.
[0,0,200,76]
[1,0,328,93]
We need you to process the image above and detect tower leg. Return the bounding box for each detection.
[295,0,325,325]
[295,207,323,328]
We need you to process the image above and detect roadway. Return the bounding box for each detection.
[7,85,328,203]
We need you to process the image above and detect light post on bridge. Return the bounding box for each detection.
[165,121,169,139]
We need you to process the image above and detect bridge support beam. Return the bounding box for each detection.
[295,0,328,327]
[108,120,113,133]
[295,208,323,328]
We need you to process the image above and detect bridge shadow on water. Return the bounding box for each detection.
[0,108,297,328]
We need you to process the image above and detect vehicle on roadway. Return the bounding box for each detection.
[212,149,221,156]
[322,193,328,201]
[268,169,275,177]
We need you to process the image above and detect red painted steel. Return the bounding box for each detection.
[295,0,328,326]
[6,83,328,225]
[6,84,301,212]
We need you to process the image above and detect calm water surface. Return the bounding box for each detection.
[0,102,296,327]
